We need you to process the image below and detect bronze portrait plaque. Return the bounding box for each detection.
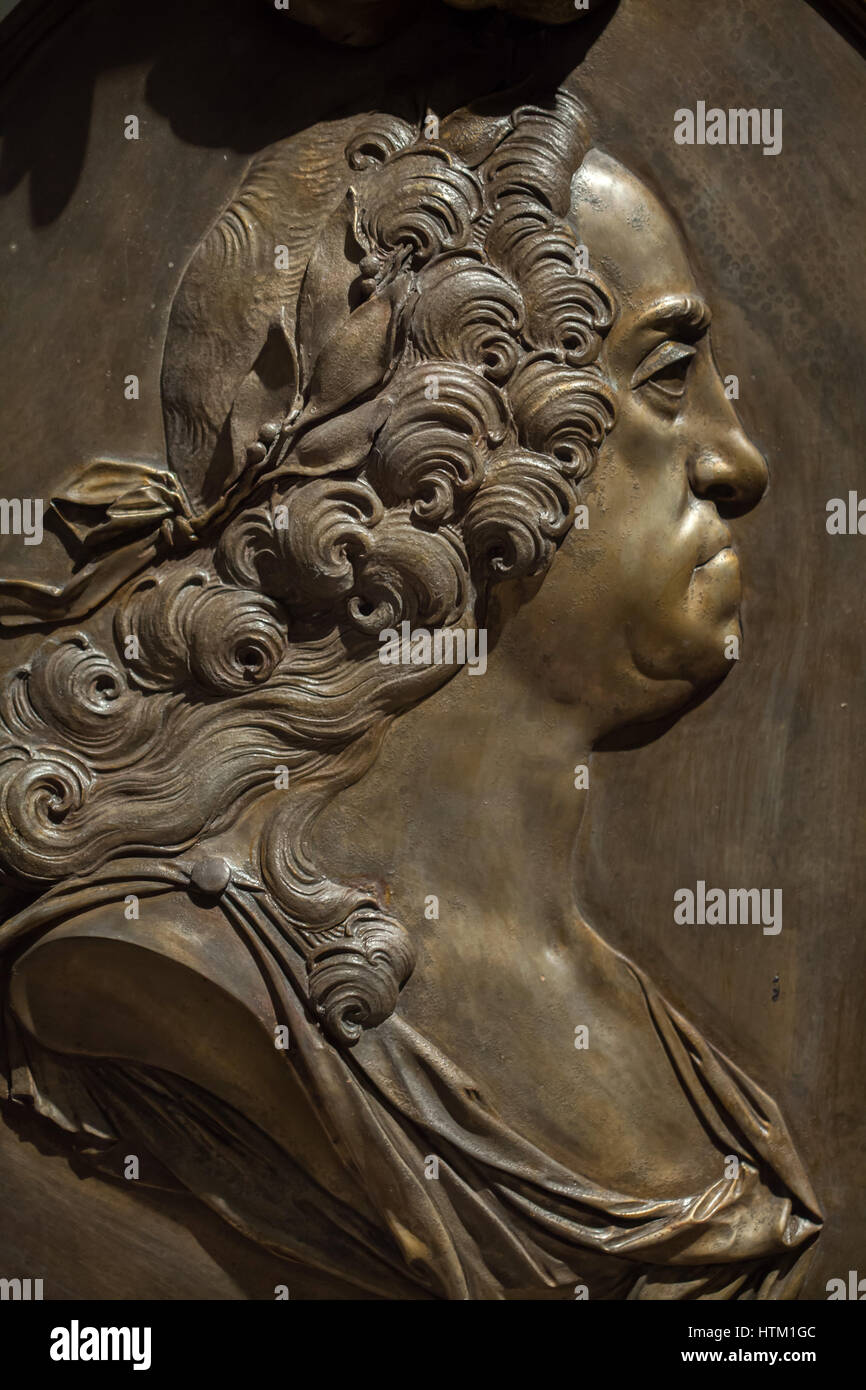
[0,0,864,1317]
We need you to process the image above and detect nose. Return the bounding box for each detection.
[687,425,769,517]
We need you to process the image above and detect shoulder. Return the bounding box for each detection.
[6,878,350,1189]
[10,880,276,1040]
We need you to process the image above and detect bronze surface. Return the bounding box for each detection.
[0,0,863,1301]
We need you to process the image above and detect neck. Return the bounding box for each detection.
[310,623,599,958]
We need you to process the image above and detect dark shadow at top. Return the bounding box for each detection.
[0,0,619,227]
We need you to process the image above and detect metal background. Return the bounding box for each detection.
[0,0,863,1299]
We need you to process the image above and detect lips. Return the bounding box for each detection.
[693,539,735,572]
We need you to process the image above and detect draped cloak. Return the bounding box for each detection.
[0,855,822,1300]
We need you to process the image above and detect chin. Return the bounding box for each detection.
[682,613,743,689]
[624,620,740,733]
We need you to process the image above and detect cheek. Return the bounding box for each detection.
[579,438,740,685]
[510,515,644,705]
[581,436,691,614]
[591,408,734,590]
[504,424,741,704]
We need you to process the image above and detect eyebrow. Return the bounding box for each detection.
[638,294,712,336]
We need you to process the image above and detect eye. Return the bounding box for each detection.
[631,341,696,401]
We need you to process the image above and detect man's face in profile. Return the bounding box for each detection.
[503,149,769,736]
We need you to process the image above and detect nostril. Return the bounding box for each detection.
[689,438,768,518]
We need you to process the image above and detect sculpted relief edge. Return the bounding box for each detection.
[0,2,834,1302]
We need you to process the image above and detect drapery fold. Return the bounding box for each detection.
[0,857,821,1299]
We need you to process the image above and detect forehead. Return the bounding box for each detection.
[568,149,698,310]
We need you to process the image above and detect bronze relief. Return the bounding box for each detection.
[1,0,859,1303]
